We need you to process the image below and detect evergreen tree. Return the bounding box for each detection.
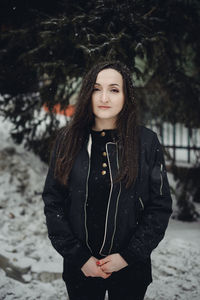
[0,0,200,219]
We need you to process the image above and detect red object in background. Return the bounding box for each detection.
[43,103,75,117]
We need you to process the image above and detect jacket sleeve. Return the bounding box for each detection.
[120,133,172,265]
[42,138,91,269]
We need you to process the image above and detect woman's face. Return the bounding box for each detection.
[91,68,125,126]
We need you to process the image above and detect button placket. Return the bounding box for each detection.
[101,154,108,175]
[99,132,109,176]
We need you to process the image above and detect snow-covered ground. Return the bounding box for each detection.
[0,115,200,300]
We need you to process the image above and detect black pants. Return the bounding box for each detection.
[63,265,150,300]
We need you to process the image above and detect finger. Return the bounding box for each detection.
[97,256,111,266]
[98,268,110,278]
[100,272,111,279]
[101,266,111,273]
[104,272,112,278]
[101,261,112,272]
[102,266,113,274]
[100,265,106,272]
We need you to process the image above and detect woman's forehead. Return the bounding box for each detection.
[95,68,123,86]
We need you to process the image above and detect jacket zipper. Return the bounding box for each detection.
[84,135,92,253]
[99,142,114,255]
[160,163,163,196]
[139,197,144,210]
[99,142,121,255]
[108,143,121,254]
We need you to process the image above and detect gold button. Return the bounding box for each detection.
[102,163,107,168]
[102,151,107,157]
[101,170,106,175]
[101,131,106,137]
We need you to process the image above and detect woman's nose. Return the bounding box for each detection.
[100,91,109,103]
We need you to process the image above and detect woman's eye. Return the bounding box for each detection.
[93,88,100,92]
[111,89,119,93]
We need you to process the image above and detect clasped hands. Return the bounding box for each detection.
[81,253,128,279]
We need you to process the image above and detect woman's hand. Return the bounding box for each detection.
[81,256,112,279]
[97,253,128,273]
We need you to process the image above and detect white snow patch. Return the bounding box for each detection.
[0,115,200,299]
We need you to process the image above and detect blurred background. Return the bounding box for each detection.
[0,0,200,299]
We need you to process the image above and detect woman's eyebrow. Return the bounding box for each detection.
[94,83,120,87]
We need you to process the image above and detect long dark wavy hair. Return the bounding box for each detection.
[53,61,139,188]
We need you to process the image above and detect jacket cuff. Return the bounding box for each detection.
[70,246,92,270]
[119,250,133,266]
[119,249,139,265]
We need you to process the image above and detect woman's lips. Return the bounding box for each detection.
[98,106,111,109]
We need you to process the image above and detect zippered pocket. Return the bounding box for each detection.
[135,196,145,225]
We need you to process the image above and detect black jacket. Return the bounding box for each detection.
[42,126,172,282]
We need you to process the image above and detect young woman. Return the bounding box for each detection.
[42,61,172,300]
